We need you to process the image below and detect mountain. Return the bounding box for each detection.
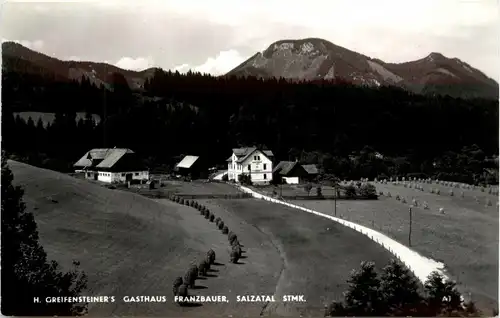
[227,38,499,99]
[2,41,157,90]
[3,39,498,99]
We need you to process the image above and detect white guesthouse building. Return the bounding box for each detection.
[74,148,149,183]
[227,147,274,184]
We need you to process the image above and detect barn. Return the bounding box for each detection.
[273,162,320,184]
[301,164,319,182]
[174,155,209,180]
[74,148,149,183]
[272,161,309,184]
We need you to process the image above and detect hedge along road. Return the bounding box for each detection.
[198,197,394,317]
[236,186,453,289]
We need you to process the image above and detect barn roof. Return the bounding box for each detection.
[74,148,134,168]
[273,161,298,175]
[302,164,319,174]
[176,155,199,169]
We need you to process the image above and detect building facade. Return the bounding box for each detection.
[74,148,149,184]
[227,147,274,184]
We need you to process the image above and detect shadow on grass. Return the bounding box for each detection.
[213,262,225,266]
[192,285,208,290]
[240,255,247,259]
[233,261,245,265]
[205,273,218,278]
[207,268,219,273]
[196,276,207,280]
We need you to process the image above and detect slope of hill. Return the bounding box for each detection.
[2,41,156,90]
[8,160,283,316]
[227,38,499,99]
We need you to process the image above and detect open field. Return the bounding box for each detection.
[151,179,243,196]
[9,161,281,316]
[420,181,498,206]
[251,184,340,198]
[291,183,499,313]
[13,111,101,127]
[198,198,393,317]
[9,162,394,317]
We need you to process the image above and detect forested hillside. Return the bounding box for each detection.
[2,67,498,184]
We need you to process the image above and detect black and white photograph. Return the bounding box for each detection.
[1,0,498,316]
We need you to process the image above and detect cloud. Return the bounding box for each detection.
[1,1,499,79]
[115,56,154,71]
[173,50,247,75]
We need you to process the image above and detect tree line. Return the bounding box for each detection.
[2,67,498,184]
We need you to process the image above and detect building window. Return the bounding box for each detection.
[135,172,139,176]
[263,163,267,170]
[248,165,251,171]
[121,173,125,176]
[257,156,260,160]
[263,174,267,179]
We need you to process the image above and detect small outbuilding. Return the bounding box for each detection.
[272,161,309,184]
[301,164,319,182]
[174,155,209,180]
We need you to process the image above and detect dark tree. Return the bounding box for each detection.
[1,152,88,316]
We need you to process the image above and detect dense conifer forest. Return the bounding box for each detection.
[2,68,498,184]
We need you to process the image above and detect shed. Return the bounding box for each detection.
[174,155,208,180]
[301,164,319,181]
[272,161,309,184]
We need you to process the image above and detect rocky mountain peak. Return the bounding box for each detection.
[227,38,498,99]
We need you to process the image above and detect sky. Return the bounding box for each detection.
[1,0,499,80]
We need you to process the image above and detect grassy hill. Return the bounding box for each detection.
[10,161,397,316]
[8,161,260,316]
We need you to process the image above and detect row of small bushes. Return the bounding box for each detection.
[172,248,217,304]
[168,195,245,304]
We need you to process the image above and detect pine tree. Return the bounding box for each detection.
[342,261,382,316]
[379,260,423,316]
[1,152,88,316]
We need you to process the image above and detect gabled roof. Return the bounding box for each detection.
[231,147,274,163]
[176,155,199,169]
[74,148,134,168]
[273,161,298,175]
[302,164,319,174]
